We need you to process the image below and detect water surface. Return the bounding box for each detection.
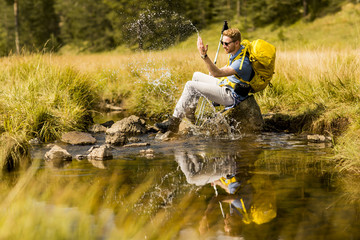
[27,132,360,239]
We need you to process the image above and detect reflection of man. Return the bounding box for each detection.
[201,174,277,236]
[174,150,276,236]
[174,150,237,186]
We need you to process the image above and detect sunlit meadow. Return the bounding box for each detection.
[0,2,360,239]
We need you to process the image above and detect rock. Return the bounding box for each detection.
[104,104,124,112]
[101,120,115,128]
[106,115,147,145]
[140,148,155,159]
[123,142,150,148]
[75,155,88,160]
[89,124,107,133]
[147,125,159,133]
[128,137,141,143]
[222,95,264,133]
[29,138,41,145]
[106,115,147,136]
[44,145,72,162]
[178,118,197,135]
[155,131,175,141]
[87,145,113,160]
[61,131,96,145]
[105,132,128,146]
[307,134,332,143]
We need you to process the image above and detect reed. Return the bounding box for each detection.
[0,163,202,240]
[256,49,360,132]
[0,55,100,169]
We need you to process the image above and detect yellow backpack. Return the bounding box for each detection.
[240,39,276,93]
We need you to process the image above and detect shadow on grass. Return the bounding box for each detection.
[262,105,350,136]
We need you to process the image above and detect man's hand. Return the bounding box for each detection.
[197,36,236,78]
[197,36,208,56]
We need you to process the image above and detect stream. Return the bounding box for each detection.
[26,125,360,239]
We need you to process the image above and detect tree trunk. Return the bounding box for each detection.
[237,0,241,17]
[303,0,308,17]
[13,0,20,54]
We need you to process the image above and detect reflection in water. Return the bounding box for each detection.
[175,150,277,237]
[88,158,108,169]
[174,150,238,186]
[11,133,360,239]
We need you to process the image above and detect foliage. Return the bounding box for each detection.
[54,0,114,52]
[0,0,353,55]
[0,55,99,144]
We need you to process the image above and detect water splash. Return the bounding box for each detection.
[186,20,200,38]
[127,9,200,50]
[192,92,243,140]
[128,55,178,102]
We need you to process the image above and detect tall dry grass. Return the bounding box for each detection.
[1,47,359,172]
[256,49,360,172]
[0,161,201,240]
[0,55,99,169]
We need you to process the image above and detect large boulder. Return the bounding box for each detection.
[223,95,264,133]
[106,115,147,145]
[61,131,96,145]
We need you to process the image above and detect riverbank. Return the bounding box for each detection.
[1,2,360,173]
[0,48,359,173]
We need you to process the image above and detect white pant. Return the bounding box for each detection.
[173,72,234,119]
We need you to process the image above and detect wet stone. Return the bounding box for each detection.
[87,145,113,160]
[178,118,196,135]
[140,148,155,159]
[155,131,175,141]
[89,124,107,133]
[128,137,141,143]
[307,134,332,143]
[101,120,115,128]
[29,138,42,145]
[61,131,97,145]
[123,142,150,148]
[44,145,72,162]
[105,132,128,146]
[75,154,88,160]
[106,115,147,137]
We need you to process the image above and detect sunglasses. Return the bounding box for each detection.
[221,40,235,46]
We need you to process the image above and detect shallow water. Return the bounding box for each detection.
[25,130,360,239]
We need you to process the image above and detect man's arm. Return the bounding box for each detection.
[197,36,236,78]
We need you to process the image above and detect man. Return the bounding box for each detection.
[155,28,254,133]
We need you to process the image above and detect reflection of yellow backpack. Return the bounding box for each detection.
[240,39,276,93]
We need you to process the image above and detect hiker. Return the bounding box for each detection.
[155,28,254,133]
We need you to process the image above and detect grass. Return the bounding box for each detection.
[0,3,359,239]
[0,161,202,240]
[0,55,99,169]
[0,3,360,173]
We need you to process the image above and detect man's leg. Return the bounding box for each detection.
[156,72,233,133]
[173,73,234,119]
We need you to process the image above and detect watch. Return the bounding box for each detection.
[201,54,207,59]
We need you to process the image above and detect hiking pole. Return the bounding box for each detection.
[213,183,225,218]
[214,20,228,65]
[213,184,218,197]
[196,21,229,125]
